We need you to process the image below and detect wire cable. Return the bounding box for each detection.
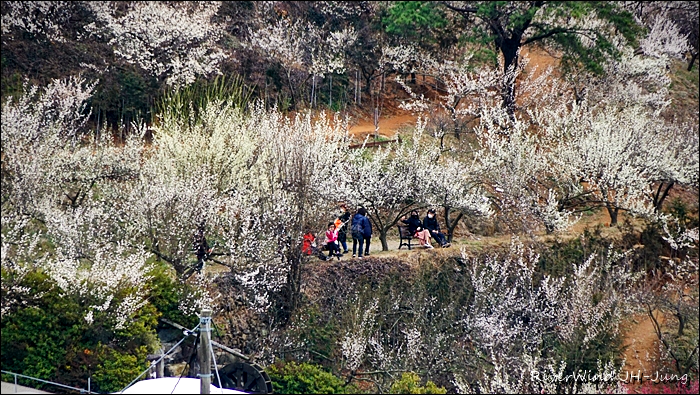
[172,331,200,394]
[118,323,200,394]
[209,337,224,393]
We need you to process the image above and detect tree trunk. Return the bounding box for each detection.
[444,207,463,243]
[688,51,697,71]
[380,228,389,251]
[449,106,461,139]
[606,203,619,226]
[677,311,685,336]
[652,181,674,212]
[361,69,374,97]
[286,69,296,110]
[279,240,302,326]
[500,39,520,120]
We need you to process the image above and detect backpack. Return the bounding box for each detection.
[351,218,364,237]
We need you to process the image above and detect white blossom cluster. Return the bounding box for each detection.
[247,9,357,79]
[475,105,581,233]
[638,13,691,59]
[138,100,353,312]
[1,1,78,43]
[456,239,638,393]
[341,296,378,372]
[2,77,152,329]
[334,119,491,248]
[328,238,640,393]
[0,218,42,317]
[84,1,227,86]
[540,96,698,225]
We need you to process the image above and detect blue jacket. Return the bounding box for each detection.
[352,213,372,238]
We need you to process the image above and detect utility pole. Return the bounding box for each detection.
[199,308,212,395]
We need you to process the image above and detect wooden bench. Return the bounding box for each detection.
[397,225,414,250]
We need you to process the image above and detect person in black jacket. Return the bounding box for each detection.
[401,210,434,248]
[336,203,351,254]
[423,208,450,248]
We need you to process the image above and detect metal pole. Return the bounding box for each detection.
[157,348,164,378]
[199,308,212,395]
[14,373,17,393]
[355,70,358,104]
[88,377,91,394]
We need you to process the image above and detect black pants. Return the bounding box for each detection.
[338,231,348,252]
[431,231,447,246]
[326,241,340,256]
[352,234,365,256]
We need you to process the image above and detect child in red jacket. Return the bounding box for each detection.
[302,230,328,261]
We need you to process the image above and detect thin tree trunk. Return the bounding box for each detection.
[444,207,463,243]
[311,75,315,108]
[688,51,697,71]
[500,38,521,121]
[380,228,389,251]
[653,181,674,212]
[606,203,619,226]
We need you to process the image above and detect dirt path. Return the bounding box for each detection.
[348,113,417,140]
[622,311,663,375]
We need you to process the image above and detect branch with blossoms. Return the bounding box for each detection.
[84,2,227,87]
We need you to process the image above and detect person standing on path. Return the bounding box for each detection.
[351,207,372,259]
[363,208,373,256]
[336,203,351,254]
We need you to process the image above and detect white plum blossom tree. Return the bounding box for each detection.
[474,105,581,234]
[1,76,152,329]
[246,9,358,109]
[458,240,638,393]
[338,121,443,251]
[541,99,698,226]
[1,1,84,43]
[84,1,228,87]
[423,157,492,242]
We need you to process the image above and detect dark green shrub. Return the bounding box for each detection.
[389,372,447,394]
[267,360,353,394]
[91,344,149,393]
[1,269,159,392]
[147,263,199,329]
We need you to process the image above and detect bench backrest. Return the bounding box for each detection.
[397,225,412,238]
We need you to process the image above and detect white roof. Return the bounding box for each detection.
[115,377,248,394]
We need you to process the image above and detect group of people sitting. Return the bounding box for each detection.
[400,208,451,249]
[302,203,365,261]
[302,205,450,261]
